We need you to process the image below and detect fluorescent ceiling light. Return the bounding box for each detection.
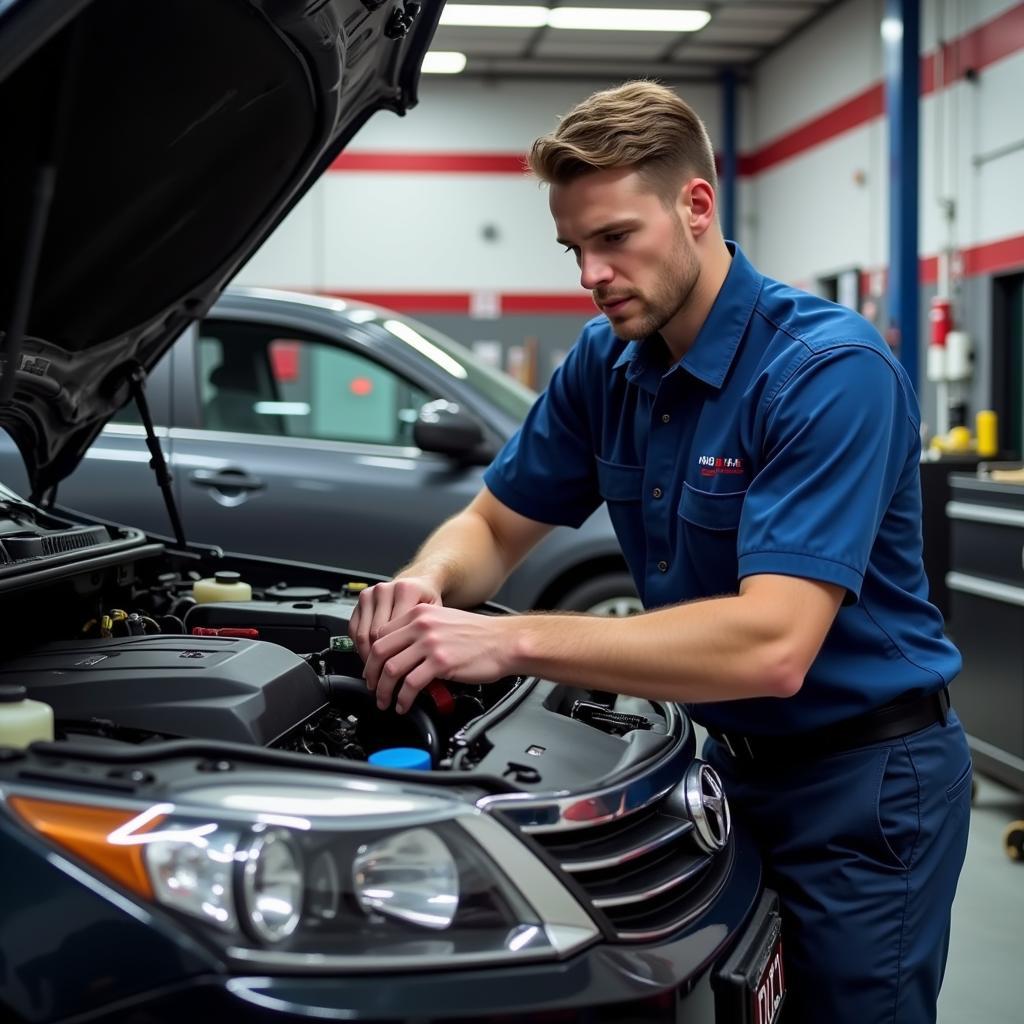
[422,51,468,74]
[440,5,547,28]
[547,8,711,32]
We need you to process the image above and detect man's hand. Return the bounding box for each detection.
[363,605,516,714]
[349,577,443,662]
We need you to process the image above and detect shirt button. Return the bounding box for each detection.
[661,413,671,424]
[657,560,669,573]
[652,487,663,499]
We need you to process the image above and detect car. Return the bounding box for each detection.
[0,288,643,617]
[0,2,784,1023]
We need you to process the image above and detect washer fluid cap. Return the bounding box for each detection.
[214,571,241,583]
[368,747,432,771]
[0,685,28,703]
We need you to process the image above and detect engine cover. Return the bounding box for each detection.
[0,636,327,745]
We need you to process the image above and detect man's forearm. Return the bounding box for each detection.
[397,510,513,608]
[507,582,832,703]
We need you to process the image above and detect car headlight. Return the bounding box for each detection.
[6,778,598,971]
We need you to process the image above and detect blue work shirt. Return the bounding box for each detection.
[483,242,960,735]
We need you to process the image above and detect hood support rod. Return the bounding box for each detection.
[129,366,187,549]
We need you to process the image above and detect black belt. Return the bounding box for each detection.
[707,687,951,765]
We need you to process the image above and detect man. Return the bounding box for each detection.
[350,82,971,1024]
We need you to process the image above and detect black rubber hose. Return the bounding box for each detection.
[322,674,441,766]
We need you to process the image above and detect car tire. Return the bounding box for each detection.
[556,572,643,617]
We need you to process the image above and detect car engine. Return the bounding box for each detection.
[0,497,671,788]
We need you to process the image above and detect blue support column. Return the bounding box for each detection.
[884,0,920,390]
[720,69,737,242]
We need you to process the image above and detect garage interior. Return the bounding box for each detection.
[233,3,1024,1019]
[0,0,1022,1022]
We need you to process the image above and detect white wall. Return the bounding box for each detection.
[750,0,1024,288]
[233,77,729,295]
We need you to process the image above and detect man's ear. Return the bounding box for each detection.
[681,178,716,239]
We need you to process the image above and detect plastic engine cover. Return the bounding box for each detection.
[0,636,327,745]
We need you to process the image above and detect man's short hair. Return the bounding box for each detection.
[527,80,718,201]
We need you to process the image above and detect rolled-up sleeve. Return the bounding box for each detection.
[737,344,914,600]
[483,333,601,528]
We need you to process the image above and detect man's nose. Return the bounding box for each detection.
[579,252,613,291]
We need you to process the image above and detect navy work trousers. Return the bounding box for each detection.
[705,710,972,1024]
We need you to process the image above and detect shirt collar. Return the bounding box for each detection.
[612,241,763,394]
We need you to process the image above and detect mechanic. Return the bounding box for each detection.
[350,81,971,1024]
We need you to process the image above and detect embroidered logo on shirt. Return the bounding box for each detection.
[697,455,745,477]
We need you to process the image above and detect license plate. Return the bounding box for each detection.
[712,890,787,1024]
[753,936,785,1024]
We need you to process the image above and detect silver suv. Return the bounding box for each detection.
[0,288,640,616]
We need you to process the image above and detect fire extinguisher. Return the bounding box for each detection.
[927,296,952,382]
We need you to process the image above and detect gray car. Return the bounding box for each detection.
[0,287,639,615]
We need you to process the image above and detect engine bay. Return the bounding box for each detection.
[0,503,674,790]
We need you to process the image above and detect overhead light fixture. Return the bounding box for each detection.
[439,5,710,33]
[421,51,468,74]
[439,5,548,28]
[547,8,711,32]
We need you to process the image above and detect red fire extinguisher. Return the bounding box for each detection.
[929,296,952,348]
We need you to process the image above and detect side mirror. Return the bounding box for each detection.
[413,400,485,459]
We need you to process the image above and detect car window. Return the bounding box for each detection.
[197,320,432,446]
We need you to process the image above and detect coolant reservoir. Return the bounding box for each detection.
[192,570,253,604]
[0,684,54,749]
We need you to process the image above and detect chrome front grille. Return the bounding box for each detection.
[529,799,730,941]
[480,716,734,944]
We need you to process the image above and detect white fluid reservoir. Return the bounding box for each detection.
[0,684,54,749]
[193,570,253,604]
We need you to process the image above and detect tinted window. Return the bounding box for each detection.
[197,320,432,446]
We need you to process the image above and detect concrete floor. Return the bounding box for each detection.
[939,773,1024,1023]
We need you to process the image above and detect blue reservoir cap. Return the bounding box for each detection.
[368,747,432,771]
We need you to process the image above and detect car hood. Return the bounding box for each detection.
[0,0,441,499]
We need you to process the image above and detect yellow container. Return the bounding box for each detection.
[976,409,999,458]
[193,571,252,604]
[947,426,972,452]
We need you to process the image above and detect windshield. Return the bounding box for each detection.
[374,315,538,423]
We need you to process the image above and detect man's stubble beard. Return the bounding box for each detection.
[610,222,700,342]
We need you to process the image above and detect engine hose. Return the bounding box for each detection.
[322,674,441,766]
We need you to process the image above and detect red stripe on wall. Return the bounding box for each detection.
[329,152,527,174]
[922,2,1024,91]
[918,233,1024,284]
[331,291,471,313]
[302,233,1024,315]
[500,293,597,314]
[740,2,1024,173]
[323,4,1024,180]
[742,84,885,176]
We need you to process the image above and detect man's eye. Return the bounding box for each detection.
[605,232,627,244]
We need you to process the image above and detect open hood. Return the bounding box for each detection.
[0,0,441,499]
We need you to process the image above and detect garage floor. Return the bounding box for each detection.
[939,774,1024,1023]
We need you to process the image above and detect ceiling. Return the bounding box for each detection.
[431,0,845,81]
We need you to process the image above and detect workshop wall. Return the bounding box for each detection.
[233,76,746,388]
[749,0,1024,438]
[234,0,1024,420]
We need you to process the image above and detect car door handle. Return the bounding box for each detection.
[189,469,266,492]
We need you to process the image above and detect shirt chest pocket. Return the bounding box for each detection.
[595,457,646,575]
[677,483,746,594]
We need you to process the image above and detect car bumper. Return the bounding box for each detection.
[56,834,778,1024]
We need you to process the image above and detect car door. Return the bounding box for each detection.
[170,316,489,575]
[0,353,175,532]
